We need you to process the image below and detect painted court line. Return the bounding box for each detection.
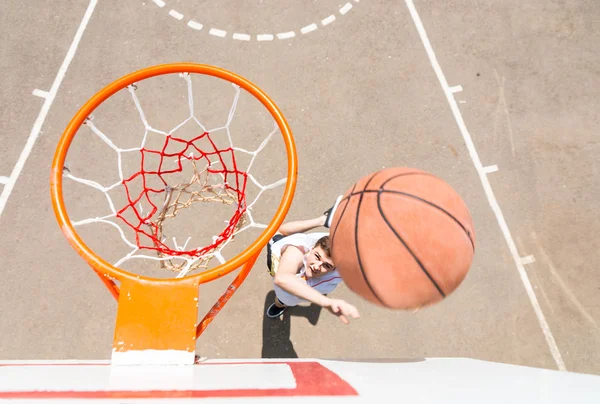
[0,0,98,221]
[277,31,296,40]
[0,176,9,185]
[32,89,49,99]
[168,9,183,20]
[521,255,536,265]
[321,15,336,26]
[187,20,203,30]
[405,0,566,372]
[301,23,318,34]
[483,165,498,174]
[209,28,227,38]
[449,85,463,93]
[340,3,353,15]
[152,0,363,41]
[232,33,251,41]
[256,34,274,42]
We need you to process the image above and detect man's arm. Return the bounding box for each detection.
[278,215,326,236]
[278,195,342,236]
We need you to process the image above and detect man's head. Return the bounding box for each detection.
[305,236,335,278]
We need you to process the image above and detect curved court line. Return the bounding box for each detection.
[150,0,361,41]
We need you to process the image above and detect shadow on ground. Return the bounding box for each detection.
[261,291,323,358]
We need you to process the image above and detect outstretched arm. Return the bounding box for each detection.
[278,195,343,236]
[278,215,326,236]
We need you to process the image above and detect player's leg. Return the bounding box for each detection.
[266,295,288,318]
[267,284,305,318]
[323,195,343,228]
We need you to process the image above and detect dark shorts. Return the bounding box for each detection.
[266,234,285,272]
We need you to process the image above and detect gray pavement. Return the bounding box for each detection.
[0,0,598,376]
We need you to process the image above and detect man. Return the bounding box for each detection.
[266,196,360,324]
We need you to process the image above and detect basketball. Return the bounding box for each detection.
[329,167,475,310]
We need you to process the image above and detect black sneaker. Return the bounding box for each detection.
[266,303,287,318]
[324,195,343,228]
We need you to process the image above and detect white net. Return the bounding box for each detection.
[62,72,288,278]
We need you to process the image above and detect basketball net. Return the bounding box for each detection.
[51,64,297,365]
[65,74,285,277]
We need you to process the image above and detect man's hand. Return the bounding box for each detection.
[322,298,360,324]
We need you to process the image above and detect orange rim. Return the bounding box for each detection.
[51,63,297,284]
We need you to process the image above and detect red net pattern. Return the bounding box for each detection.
[116,132,247,257]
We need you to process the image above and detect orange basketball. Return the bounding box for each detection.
[330,167,475,310]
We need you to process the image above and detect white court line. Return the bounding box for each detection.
[187,20,203,30]
[449,85,463,93]
[152,1,361,41]
[0,176,9,185]
[0,0,98,220]
[168,9,183,20]
[321,15,336,26]
[209,28,227,38]
[521,255,536,265]
[32,89,49,99]
[232,33,251,41]
[301,24,318,34]
[340,3,353,15]
[405,0,566,372]
[256,34,274,41]
[483,165,498,174]
[277,31,296,40]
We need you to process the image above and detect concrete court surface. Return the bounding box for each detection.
[0,0,598,376]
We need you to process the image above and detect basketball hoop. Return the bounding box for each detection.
[50,63,297,364]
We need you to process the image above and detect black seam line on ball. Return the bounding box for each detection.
[376,191,446,298]
[381,172,474,250]
[354,172,388,307]
[336,171,424,206]
[382,190,474,251]
[346,189,475,251]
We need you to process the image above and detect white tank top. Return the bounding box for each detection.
[270,232,342,294]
